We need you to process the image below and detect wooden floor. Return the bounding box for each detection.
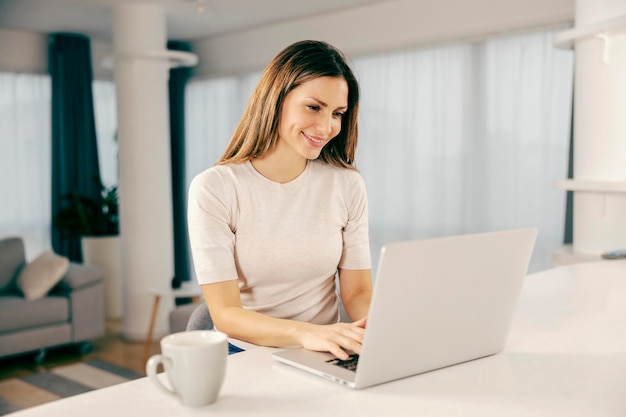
[0,320,160,381]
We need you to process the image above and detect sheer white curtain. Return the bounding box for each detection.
[93,80,118,189]
[185,28,574,273]
[0,75,118,260]
[355,28,573,272]
[0,73,51,260]
[185,72,260,184]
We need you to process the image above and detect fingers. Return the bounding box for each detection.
[323,323,366,358]
[298,322,366,360]
[333,325,364,347]
[328,345,350,360]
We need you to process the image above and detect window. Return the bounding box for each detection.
[0,74,117,259]
[185,28,574,272]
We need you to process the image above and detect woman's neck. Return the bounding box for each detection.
[251,144,307,184]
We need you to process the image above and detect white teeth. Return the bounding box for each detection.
[303,132,323,143]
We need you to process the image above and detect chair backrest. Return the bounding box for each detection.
[185,303,215,331]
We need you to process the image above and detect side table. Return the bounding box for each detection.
[142,282,203,365]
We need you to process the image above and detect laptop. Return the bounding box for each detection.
[272,228,537,389]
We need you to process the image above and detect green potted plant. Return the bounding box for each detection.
[53,177,123,319]
[53,177,119,238]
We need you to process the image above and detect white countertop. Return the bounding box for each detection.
[11,261,626,417]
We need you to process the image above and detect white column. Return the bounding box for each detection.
[112,3,197,340]
[554,0,626,257]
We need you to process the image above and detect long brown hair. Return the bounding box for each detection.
[218,40,360,169]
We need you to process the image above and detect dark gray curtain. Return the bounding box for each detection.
[49,33,101,262]
[168,41,193,287]
[564,89,574,245]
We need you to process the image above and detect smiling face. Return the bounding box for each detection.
[277,76,349,161]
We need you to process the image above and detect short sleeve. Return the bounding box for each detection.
[339,172,371,270]
[187,168,239,285]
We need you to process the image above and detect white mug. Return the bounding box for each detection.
[146,330,228,407]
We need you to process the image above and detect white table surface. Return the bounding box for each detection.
[11,261,626,417]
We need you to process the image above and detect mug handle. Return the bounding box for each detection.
[146,354,180,400]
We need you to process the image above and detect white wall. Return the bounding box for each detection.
[1,0,574,78]
[0,28,113,80]
[0,29,48,73]
[191,0,575,77]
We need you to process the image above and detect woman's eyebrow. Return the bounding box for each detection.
[306,97,348,111]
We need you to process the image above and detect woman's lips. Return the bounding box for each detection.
[302,132,326,147]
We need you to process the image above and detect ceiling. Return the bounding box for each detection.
[0,0,394,41]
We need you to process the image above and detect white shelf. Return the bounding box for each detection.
[555,179,626,193]
[554,13,626,49]
[102,49,198,69]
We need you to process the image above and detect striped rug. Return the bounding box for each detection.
[0,360,142,415]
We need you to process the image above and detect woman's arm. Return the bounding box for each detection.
[202,280,366,359]
[338,268,373,322]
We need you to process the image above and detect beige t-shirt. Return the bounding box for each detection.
[187,159,371,325]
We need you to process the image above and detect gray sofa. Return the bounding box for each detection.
[0,237,105,362]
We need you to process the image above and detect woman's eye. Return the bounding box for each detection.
[307,105,320,111]
[333,112,344,118]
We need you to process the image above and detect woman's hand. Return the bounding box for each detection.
[296,317,367,360]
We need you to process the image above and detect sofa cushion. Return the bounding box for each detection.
[0,237,25,294]
[0,295,69,333]
[17,251,70,300]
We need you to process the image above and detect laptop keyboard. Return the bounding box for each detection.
[326,354,359,371]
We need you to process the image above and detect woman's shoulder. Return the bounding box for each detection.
[189,163,252,203]
[309,160,364,186]
[191,162,248,187]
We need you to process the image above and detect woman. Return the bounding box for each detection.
[188,40,372,360]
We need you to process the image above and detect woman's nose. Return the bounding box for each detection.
[316,114,334,136]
